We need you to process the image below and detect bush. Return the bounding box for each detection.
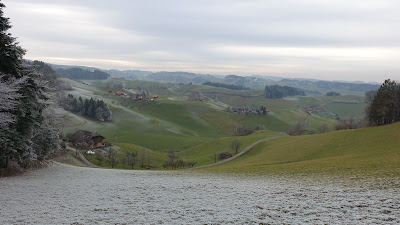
[218,152,233,160]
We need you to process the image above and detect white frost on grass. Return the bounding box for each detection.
[0,163,399,224]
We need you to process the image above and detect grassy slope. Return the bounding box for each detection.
[294,95,367,120]
[87,78,358,132]
[177,130,284,167]
[63,78,373,171]
[202,122,400,177]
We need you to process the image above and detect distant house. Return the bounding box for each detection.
[152,95,159,99]
[305,106,317,115]
[70,130,108,148]
[116,91,128,97]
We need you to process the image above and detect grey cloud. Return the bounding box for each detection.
[3,0,400,82]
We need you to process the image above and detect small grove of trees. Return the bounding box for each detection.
[288,119,311,136]
[265,85,305,99]
[188,91,207,101]
[59,94,112,121]
[202,81,251,90]
[334,118,365,130]
[93,150,140,169]
[366,79,400,126]
[258,106,268,115]
[326,91,341,96]
[162,150,197,169]
[234,124,264,136]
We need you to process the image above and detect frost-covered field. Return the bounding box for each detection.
[1,163,399,224]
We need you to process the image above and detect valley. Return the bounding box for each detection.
[57,75,380,173]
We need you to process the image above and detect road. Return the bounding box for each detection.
[66,146,100,167]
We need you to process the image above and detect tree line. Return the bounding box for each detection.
[326,91,341,96]
[163,150,196,169]
[265,85,305,99]
[57,67,110,80]
[1,2,61,169]
[59,94,112,122]
[202,81,251,90]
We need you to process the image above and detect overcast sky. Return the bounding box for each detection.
[3,0,400,82]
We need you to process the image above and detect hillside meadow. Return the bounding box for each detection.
[60,77,374,170]
[201,122,400,177]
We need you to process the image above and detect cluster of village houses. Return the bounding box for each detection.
[305,106,318,115]
[112,90,159,101]
[229,107,269,115]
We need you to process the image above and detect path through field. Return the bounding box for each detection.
[1,163,399,224]
[187,136,280,170]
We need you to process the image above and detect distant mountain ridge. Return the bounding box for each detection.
[47,63,380,95]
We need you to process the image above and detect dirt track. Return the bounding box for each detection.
[66,146,99,167]
[187,136,280,170]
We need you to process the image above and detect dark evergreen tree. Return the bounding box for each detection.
[88,98,96,118]
[72,98,78,112]
[367,79,400,126]
[83,99,89,116]
[0,2,25,78]
[0,2,60,166]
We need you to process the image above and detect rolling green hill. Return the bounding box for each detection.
[60,77,374,170]
[201,122,400,177]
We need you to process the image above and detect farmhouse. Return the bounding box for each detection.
[70,130,108,148]
[115,91,128,97]
[305,106,318,114]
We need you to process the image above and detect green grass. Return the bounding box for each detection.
[294,95,366,120]
[62,77,375,172]
[177,130,284,167]
[201,122,400,177]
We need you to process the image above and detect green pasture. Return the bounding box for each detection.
[177,130,284,167]
[202,122,400,177]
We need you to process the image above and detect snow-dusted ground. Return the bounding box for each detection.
[1,163,399,224]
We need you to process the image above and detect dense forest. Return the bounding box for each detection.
[202,81,251,90]
[265,85,305,99]
[59,94,112,122]
[57,68,110,80]
[326,91,341,96]
[0,3,60,169]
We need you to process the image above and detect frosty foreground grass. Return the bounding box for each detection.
[1,163,399,224]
